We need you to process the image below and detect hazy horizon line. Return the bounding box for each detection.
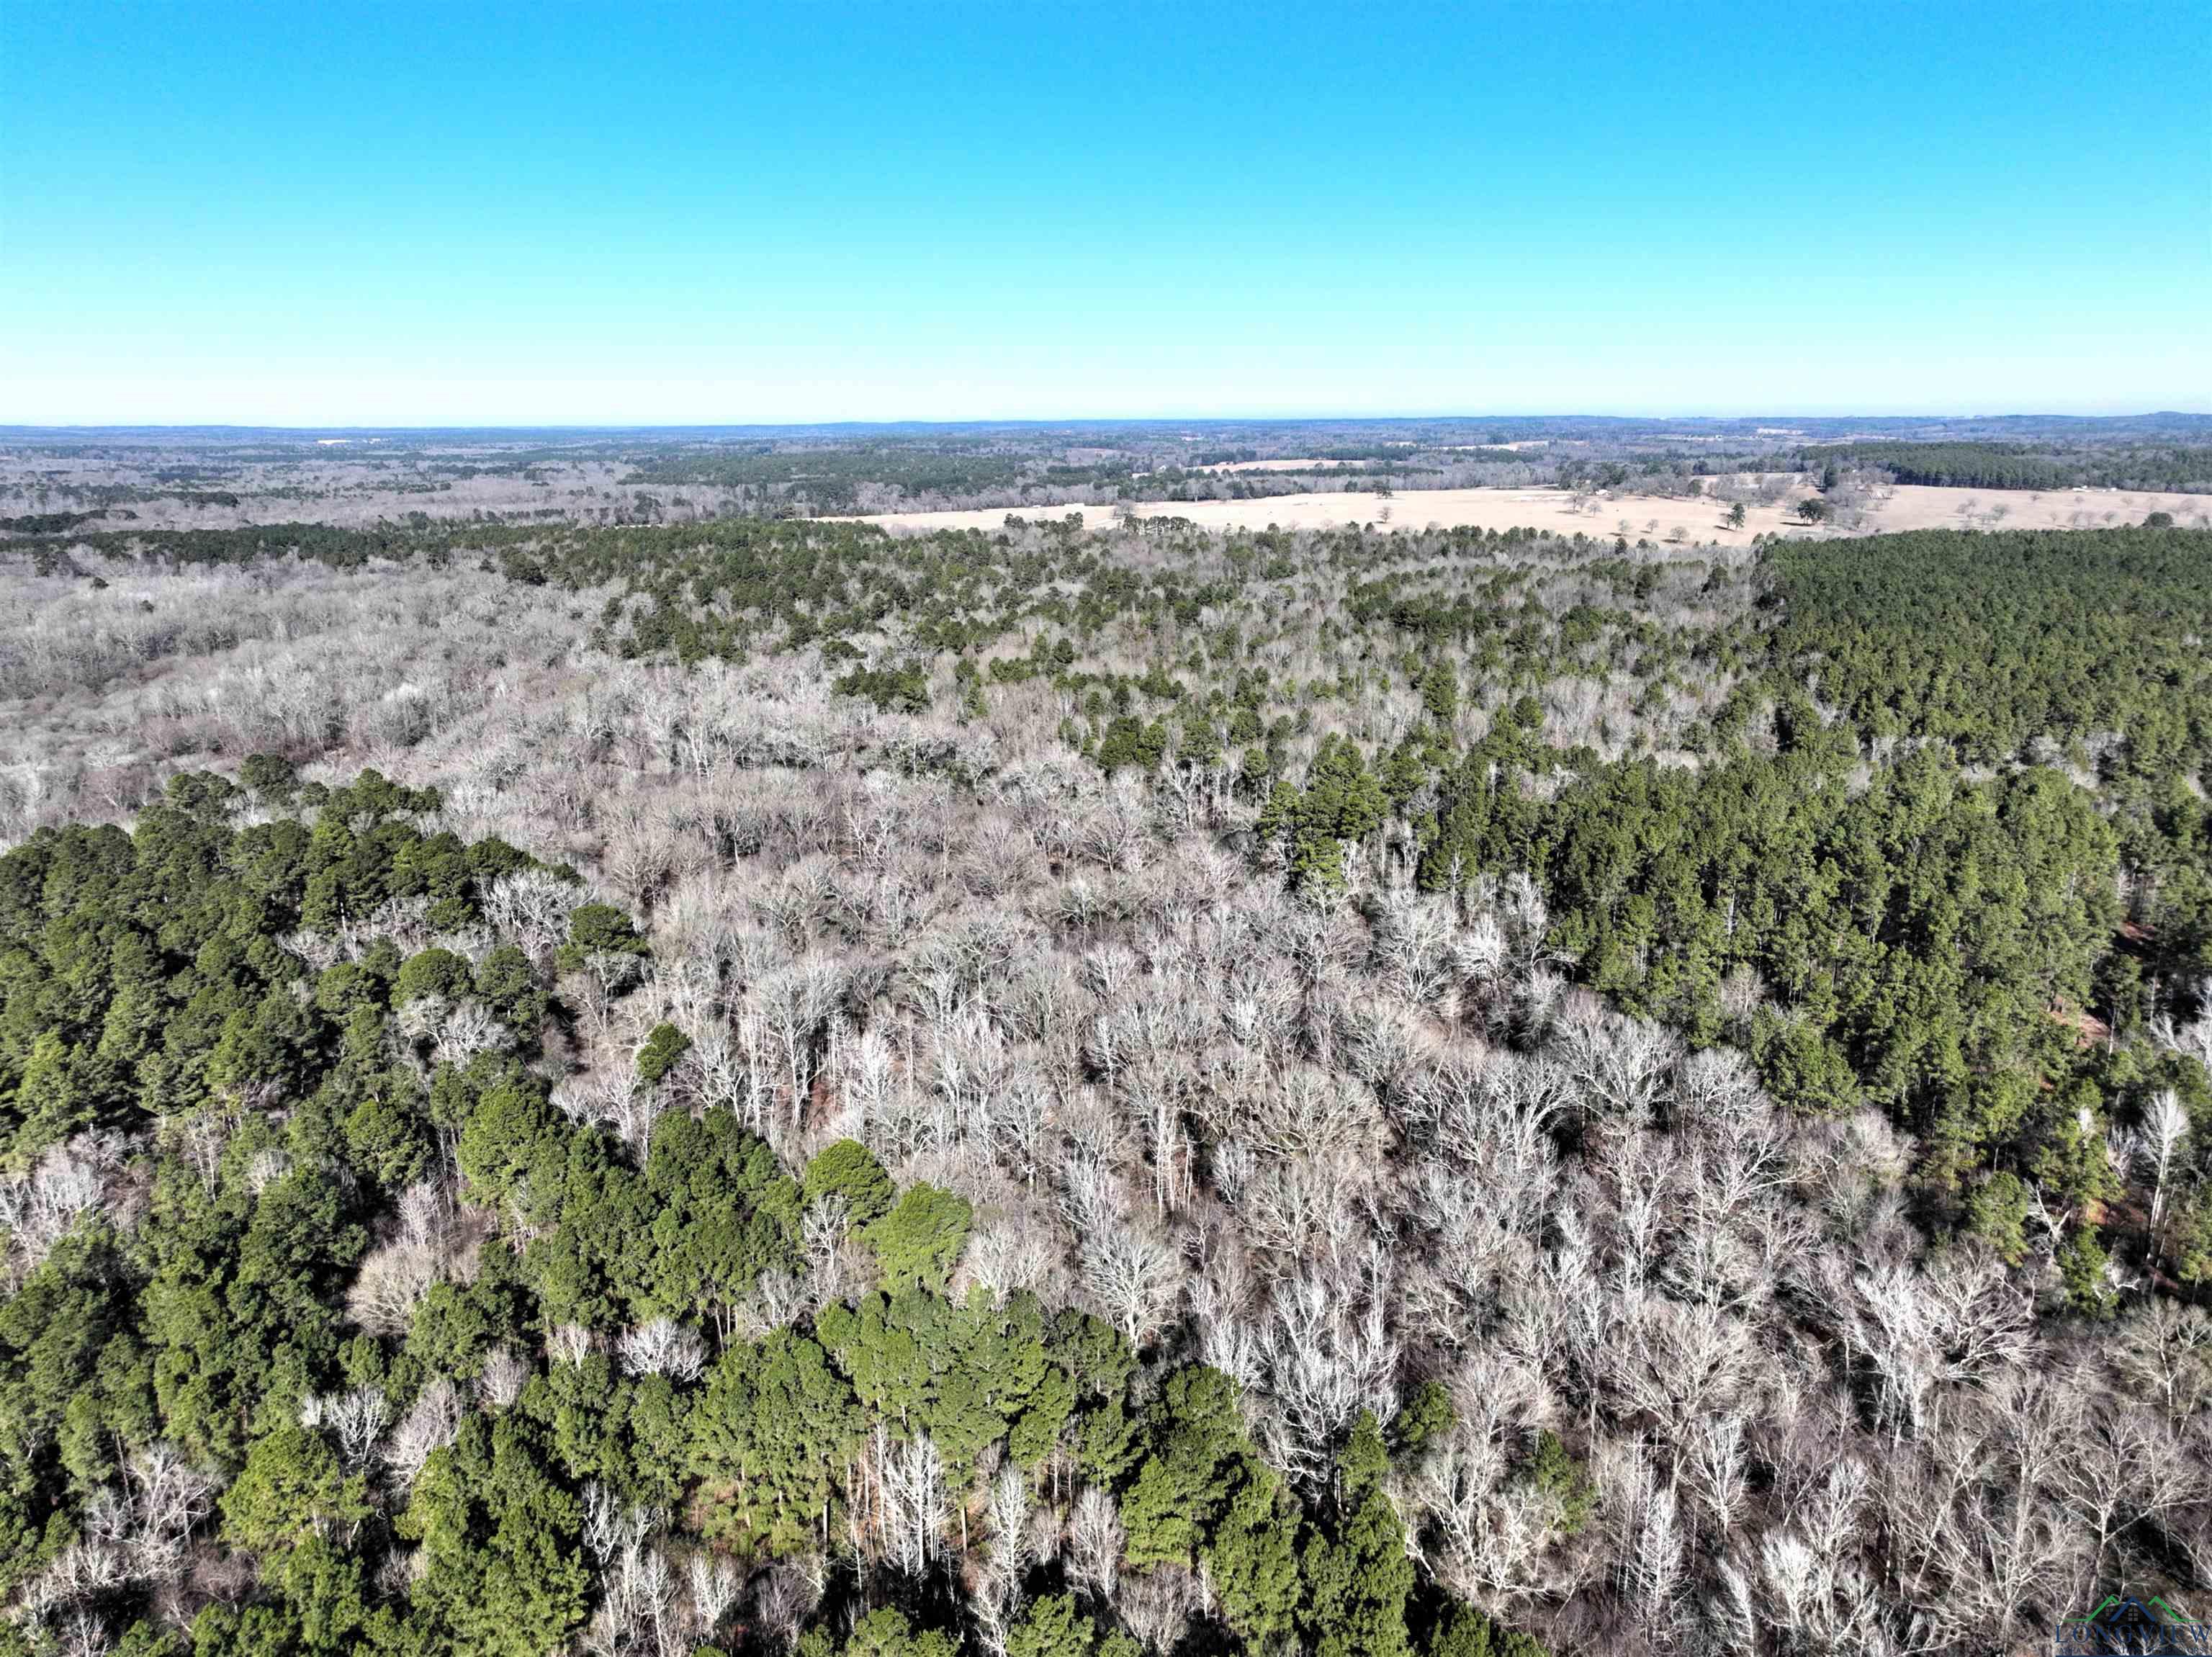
[4,408,2209,437]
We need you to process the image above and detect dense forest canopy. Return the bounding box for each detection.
[1763,526,2212,772]
[1800,440,2212,493]
[0,487,2210,1656]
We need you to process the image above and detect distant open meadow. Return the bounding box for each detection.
[845,480,2212,539]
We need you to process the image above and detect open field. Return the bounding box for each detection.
[843,480,2212,537]
[1839,481,2211,531]
[1191,456,1357,472]
[840,488,1800,539]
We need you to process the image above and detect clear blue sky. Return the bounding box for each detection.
[2,1,2206,424]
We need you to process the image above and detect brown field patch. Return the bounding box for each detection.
[840,482,2212,540]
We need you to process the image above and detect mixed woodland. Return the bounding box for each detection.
[0,488,2209,1657]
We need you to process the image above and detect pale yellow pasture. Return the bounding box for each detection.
[840,482,2211,540]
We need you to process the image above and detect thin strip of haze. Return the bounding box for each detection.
[1,0,2206,425]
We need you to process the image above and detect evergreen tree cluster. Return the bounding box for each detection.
[1801,440,2212,493]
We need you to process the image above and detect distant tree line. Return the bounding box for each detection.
[1802,441,2212,493]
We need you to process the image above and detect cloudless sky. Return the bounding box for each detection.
[1,1,2206,423]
